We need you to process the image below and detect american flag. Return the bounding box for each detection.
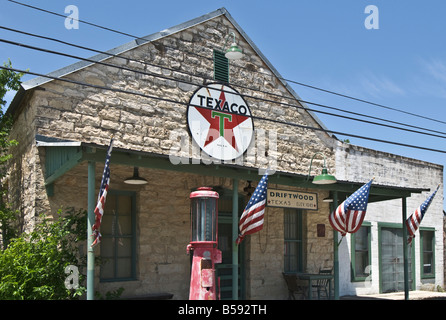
[236,173,268,245]
[329,179,373,237]
[91,138,113,248]
[406,185,440,245]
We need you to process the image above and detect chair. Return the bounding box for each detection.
[312,267,333,299]
[282,273,307,300]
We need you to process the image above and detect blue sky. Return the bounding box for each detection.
[1,0,445,208]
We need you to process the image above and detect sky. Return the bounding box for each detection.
[1,0,445,209]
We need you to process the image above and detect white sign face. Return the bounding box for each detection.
[187,84,254,161]
[267,189,318,210]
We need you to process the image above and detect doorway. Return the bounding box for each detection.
[379,225,414,293]
[216,195,245,300]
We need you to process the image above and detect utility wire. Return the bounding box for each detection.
[2,65,446,155]
[7,0,446,127]
[2,25,445,138]
[6,0,144,40]
[2,36,445,141]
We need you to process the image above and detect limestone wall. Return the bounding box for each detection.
[26,15,335,175]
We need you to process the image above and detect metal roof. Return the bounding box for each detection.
[36,134,429,202]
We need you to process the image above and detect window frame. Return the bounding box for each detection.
[283,209,303,273]
[213,49,229,83]
[99,189,137,282]
[420,227,435,279]
[350,222,372,282]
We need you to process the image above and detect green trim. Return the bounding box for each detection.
[419,227,436,279]
[41,144,428,201]
[99,190,137,282]
[44,146,83,185]
[350,222,371,282]
[377,222,415,293]
[213,49,229,83]
[216,190,246,300]
[78,146,425,199]
[87,161,96,300]
[283,209,303,273]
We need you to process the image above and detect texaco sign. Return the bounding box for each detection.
[187,84,254,161]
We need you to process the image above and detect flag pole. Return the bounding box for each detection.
[402,197,409,300]
[232,178,239,300]
[87,161,96,300]
[332,190,339,300]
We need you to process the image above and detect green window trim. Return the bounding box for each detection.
[99,190,137,282]
[420,227,435,279]
[284,209,303,273]
[213,49,229,83]
[350,222,372,282]
[377,222,416,293]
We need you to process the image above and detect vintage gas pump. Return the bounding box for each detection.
[187,187,222,300]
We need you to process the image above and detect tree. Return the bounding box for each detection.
[0,59,21,248]
[0,209,87,299]
[0,60,87,299]
[0,59,24,108]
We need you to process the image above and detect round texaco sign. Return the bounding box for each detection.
[187,83,254,161]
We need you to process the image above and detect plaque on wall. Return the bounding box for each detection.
[267,188,318,210]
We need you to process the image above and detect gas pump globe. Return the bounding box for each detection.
[187,187,222,300]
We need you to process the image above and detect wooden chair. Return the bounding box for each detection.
[312,267,333,299]
[282,273,307,300]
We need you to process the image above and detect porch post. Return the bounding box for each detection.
[232,178,239,300]
[87,161,96,300]
[333,190,339,300]
[402,197,409,300]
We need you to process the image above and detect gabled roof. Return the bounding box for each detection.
[8,7,330,135]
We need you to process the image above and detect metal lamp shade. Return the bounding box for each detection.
[312,168,337,185]
[225,42,243,60]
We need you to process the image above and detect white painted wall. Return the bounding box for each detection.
[335,141,444,296]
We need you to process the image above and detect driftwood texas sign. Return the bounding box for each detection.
[187,84,254,161]
[267,189,318,210]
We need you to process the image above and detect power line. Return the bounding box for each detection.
[6,0,144,40]
[7,0,446,127]
[2,65,446,155]
[2,25,445,139]
[2,35,445,141]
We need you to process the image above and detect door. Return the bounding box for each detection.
[216,196,245,300]
[380,226,413,293]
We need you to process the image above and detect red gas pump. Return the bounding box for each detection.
[187,187,222,300]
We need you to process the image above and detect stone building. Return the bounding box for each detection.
[6,8,443,299]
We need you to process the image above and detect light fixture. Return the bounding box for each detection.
[323,193,334,202]
[307,152,337,185]
[223,31,243,60]
[124,167,148,185]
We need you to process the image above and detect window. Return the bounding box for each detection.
[100,190,136,281]
[213,49,229,83]
[420,229,435,278]
[284,209,303,273]
[351,223,371,281]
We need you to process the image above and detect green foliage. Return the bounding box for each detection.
[0,60,89,300]
[0,205,18,249]
[0,59,20,176]
[0,59,24,108]
[95,287,125,300]
[0,208,87,299]
[0,60,21,248]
